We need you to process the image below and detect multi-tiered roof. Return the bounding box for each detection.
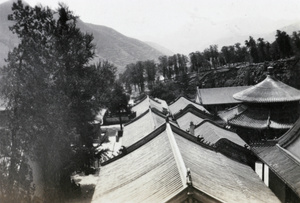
[220,67,300,132]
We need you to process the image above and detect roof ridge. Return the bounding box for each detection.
[149,108,157,129]
[173,104,212,119]
[166,122,187,187]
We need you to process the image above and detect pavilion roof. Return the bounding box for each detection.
[233,75,300,103]
[92,123,280,203]
[220,105,294,130]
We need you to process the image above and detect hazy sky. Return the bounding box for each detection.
[1,0,300,54]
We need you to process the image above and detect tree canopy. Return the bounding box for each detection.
[0,1,117,202]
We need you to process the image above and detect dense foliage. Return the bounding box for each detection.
[0,1,118,202]
[120,29,300,103]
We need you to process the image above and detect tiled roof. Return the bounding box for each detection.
[92,123,280,203]
[175,133,279,203]
[92,129,184,203]
[122,109,166,147]
[218,105,247,122]
[194,120,247,147]
[131,96,169,117]
[278,117,300,160]
[169,96,209,115]
[197,86,250,105]
[174,104,215,131]
[176,112,204,131]
[222,105,294,130]
[252,145,300,198]
[234,75,300,103]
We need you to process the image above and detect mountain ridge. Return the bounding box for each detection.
[0,0,165,73]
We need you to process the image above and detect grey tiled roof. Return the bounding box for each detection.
[278,117,300,161]
[169,96,209,115]
[194,120,246,147]
[92,123,280,203]
[122,109,166,147]
[131,96,169,117]
[234,75,300,103]
[197,86,250,105]
[177,112,204,131]
[220,105,294,130]
[252,145,300,198]
[175,133,279,203]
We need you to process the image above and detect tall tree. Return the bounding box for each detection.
[158,55,168,78]
[144,60,156,90]
[245,36,259,63]
[0,1,112,201]
[276,30,293,58]
[257,38,266,62]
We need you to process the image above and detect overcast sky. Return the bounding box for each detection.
[1,0,300,54]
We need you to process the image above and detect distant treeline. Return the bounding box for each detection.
[120,30,300,92]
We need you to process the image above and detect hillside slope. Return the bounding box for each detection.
[0,0,164,73]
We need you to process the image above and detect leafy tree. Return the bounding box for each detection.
[144,60,156,90]
[177,54,188,74]
[0,1,113,201]
[276,30,293,58]
[150,82,177,104]
[291,31,300,55]
[158,55,168,78]
[245,36,259,63]
[257,38,266,62]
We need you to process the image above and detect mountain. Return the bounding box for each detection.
[0,0,164,73]
[145,41,174,56]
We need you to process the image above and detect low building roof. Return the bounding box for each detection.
[252,144,300,198]
[122,108,166,147]
[92,123,280,203]
[278,117,300,160]
[197,86,250,106]
[233,75,300,103]
[169,96,209,115]
[174,104,215,131]
[194,120,247,147]
[131,96,169,117]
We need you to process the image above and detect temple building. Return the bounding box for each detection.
[131,95,169,117]
[195,86,250,114]
[252,117,300,203]
[92,122,280,203]
[219,67,300,143]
